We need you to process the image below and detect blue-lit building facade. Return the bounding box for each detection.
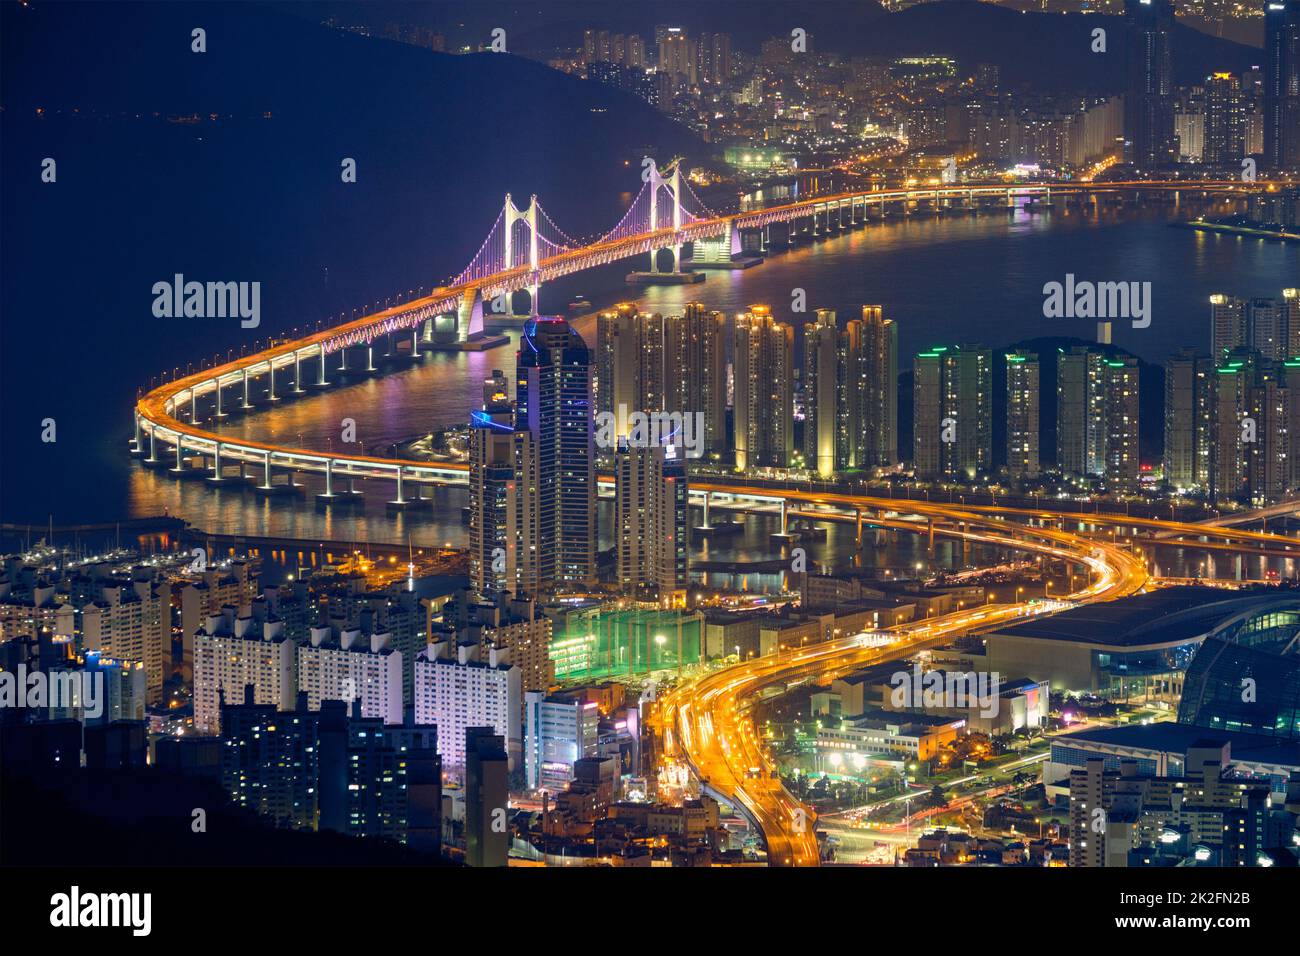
[514,317,595,592]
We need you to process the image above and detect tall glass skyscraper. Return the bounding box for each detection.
[1264,0,1300,169]
[1123,0,1177,170]
[515,317,595,591]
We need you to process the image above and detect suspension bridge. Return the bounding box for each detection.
[132,172,1262,500]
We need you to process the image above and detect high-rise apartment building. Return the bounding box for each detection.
[854,306,899,469]
[179,560,258,681]
[697,32,732,86]
[413,639,521,772]
[1068,758,1131,868]
[1005,351,1040,477]
[1102,357,1141,493]
[803,309,841,477]
[658,27,697,86]
[801,306,898,476]
[297,627,403,726]
[1212,350,1255,502]
[219,692,441,850]
[1123,0,1177,170]
[596,304,665,437]
[192,608,296,733]
[1286,289,1300,356]
[1203,72,1247,166]
[469,398,518,597]
[1057,346,1107,477]
[913,344,992,480]
[1163,348,1215,491]
[79,577,168,704]
[514,317,595,590]
[319,702,441,850]
[734,305,794,470]
[1263,0,1300,169]
[597,302,636,420]
[1210,292,1297,362]
[441,590,553,733]
[465,727,510,867]
[1211,349,1295,504]
[664,303,726,456]
[1211,293,1246,357]
[614,438,689,606]
[1249,297,1286,361]
[1067,749,1279,868]
[219,689,319,830]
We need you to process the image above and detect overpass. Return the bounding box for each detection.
[1152,498,1300,539]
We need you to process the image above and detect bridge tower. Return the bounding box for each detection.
[504,192,541,315]
[647,164,684,272]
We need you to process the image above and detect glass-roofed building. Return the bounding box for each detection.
[1177,598,1300,742]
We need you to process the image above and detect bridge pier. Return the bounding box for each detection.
[293,353,304,393]
[770,498,798,544]
[316,349,329,387]
[215,380,226,418]
[387,467,409,510]
[242,368,251,408]
[458,288,485,342]
[205,443,226,484]
[315,458,337,505]
[252,452,300,496]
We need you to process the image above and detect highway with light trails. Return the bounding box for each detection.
[655,510,1149,867]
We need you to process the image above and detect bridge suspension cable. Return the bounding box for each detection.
[678,176,718,220]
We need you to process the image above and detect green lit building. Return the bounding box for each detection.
[549,607,704,682]
[723,145,786,170]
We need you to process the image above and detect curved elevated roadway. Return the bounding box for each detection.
[655,512,1149,866]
